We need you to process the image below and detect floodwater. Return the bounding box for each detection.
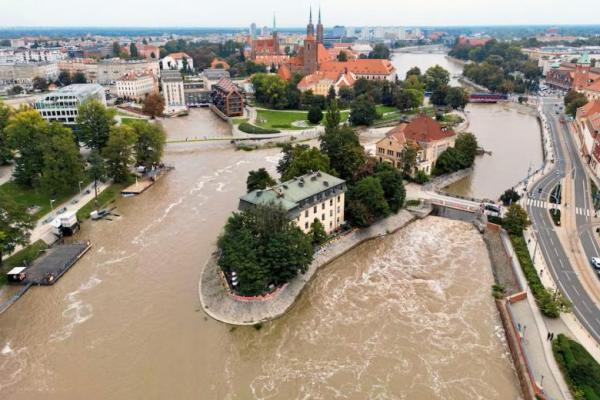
[391,51,464,85]
[0,111,521,399]
[445,104,544,200]
[392,52,543,200]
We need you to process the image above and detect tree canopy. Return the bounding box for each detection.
[319,124,366,182]
[0,192,35,265]
[246,168,276,192]
[76,99,116,150]
[217,205,313,296]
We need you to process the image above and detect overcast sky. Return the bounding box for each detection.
[0,0,597,27]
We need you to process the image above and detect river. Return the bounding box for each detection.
[0,108,521,399]
[391,52,543,200]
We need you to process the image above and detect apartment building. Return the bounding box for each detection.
[58,58,159,85]
[115,72,157,101]
[160,70,186,114]
[210,78,244,117]
[239,171,347,235]
[34,84,106,125]
[0,62,59,85]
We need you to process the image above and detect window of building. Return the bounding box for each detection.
[313,206,317,213]
[330,210,333,217]
[321,214,325,221]
[322,203,325,210]
[337,196,341,203]
[330,199,333,206]
[305,222,309,229]
[305,210,308,218]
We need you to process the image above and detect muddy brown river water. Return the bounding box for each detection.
[0,109,522,399]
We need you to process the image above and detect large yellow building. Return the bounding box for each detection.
[239,171,346,235]
[376,115,456,175]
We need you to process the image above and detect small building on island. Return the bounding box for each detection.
[239,171,346,234]
[376,115,456,175]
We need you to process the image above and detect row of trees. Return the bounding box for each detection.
[450,39,542,93]
[564,90,588,117]
[433,132,479,176]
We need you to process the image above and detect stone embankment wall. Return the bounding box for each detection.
[199,211,416,326]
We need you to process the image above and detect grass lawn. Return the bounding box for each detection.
[0,240,48,286]
[376,105,398,115]
[256,110,311,130]
[77,183,127,221]
[0,181,88,220]
[232,118,248,125]
[121,117,144,126]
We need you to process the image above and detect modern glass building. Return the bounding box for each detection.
[34,84,106,125]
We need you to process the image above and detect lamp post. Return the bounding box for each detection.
[50,199,56,211]
[78,180,83,194]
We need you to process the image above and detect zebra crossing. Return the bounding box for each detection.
[526,199,594,217]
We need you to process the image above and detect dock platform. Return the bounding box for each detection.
[22,241,92,286]
[121,179,155,195]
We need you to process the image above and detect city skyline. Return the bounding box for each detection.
[1,0,599,28]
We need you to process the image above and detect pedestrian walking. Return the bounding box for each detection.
[551,333,555,341]
[540,269,544,277]
[547,332,551,341]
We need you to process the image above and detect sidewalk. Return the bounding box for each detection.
[501,231,572,400]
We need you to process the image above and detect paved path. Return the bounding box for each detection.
[199,211,416,325]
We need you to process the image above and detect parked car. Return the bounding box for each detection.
[591,257,600,269]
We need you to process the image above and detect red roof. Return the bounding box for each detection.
[277,64,292,81]
[297,70,356,89]
[577,100,600,119]
[320,59,395,76]
[167,52,191,60]
[389,115,456,143]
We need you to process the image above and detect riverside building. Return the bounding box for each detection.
[34,83,106,125]
[239,171,346,235]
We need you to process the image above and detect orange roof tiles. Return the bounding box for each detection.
[320,59,395,76]
[578,100,600,119]
[388,115,455,143]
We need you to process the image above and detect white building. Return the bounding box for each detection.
[115,72,157,101]
[239,171,347,235]
[58,58,159,85]
[160,52,194,71]
[34,84,106,125]
[160,70,186,115]
[0,48,66,64]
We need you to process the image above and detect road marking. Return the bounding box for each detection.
[573,285,581,297]
[565,271,572,282]
[583,302,593,313]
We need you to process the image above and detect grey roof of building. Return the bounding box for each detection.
[161,69,183,82]
[202,68,230,80]
[240,171,345,211]
[39,84,104,101]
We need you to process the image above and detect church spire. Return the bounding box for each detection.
[318,6,321,24]
[273,13,276,33]
[310,6,313,24]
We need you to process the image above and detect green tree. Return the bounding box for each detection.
[217,205,313,296]
[500,188,521,206]
[346,177,390,227]
[8,86,23,95]
[307,105,323,124]
[430,85,449,106]
[129,120,166,167]
[433,147,462,175]
[40,123,84,196]
[87,149,106,203]
[0,192,35,265]
[424,65,450,92]
[454,132,478,168]
[32,76,48,92]
[349,95,378,126]
[251,73,288,109]
[72,72,87,84]
[309,218,328,246]
[142,93,165,118]
[368,44,390,59]
[399,145,418,177]
[320,125,366,182]
[338,86,354,107]
[405,66,421,79]
[503,204,530,236]
[395,88,423,111]
[281,146,331,181]
[403,75,425,92]
[374,163,406,213]
[6,110,49,187]
[76,99,116,150]
[445,87,469,109]
[565,90,588,117]
[129,43,139,59]
[326,85,337,105]
[246,168,276,192]
[324,99,341,131]
[103,125,136,183]
[337,51,348,62]
[0,101,12,165]
[112,41,122,57]
[57,70,71,86]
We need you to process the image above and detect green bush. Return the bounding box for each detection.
[238,123,280,134]
[553,334,600,399]
[510,235,562,318]
[550,209,561,226]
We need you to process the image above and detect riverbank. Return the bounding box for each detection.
[199,210,417,326]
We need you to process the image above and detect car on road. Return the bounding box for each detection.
[591,257,600,269]
[57,207,67,214]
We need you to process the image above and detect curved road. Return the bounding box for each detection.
[527,98,600,343]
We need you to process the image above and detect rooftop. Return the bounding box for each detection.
[42,83,104,98]
[161,69,183,82]
[240,171,345,212]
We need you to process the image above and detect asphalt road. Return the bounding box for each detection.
[526,98,600,343]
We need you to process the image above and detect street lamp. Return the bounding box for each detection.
[50,199,56,211]
[78,180,83,194]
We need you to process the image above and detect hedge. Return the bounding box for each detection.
[238,123,280,134]
[553,334,600,399]
[510,235,560,318]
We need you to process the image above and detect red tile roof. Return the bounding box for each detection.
[167,52,191,60]
[297,70,356,89]
[577,100,600,119]
[393,115,456,143]
[277,64,292,81]
[320,59,395,76]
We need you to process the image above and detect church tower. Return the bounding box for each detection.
[272,13,280,55]
[307,7,315,37]
[316,7,324,44]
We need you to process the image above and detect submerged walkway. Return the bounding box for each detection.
[199,210,417,326]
